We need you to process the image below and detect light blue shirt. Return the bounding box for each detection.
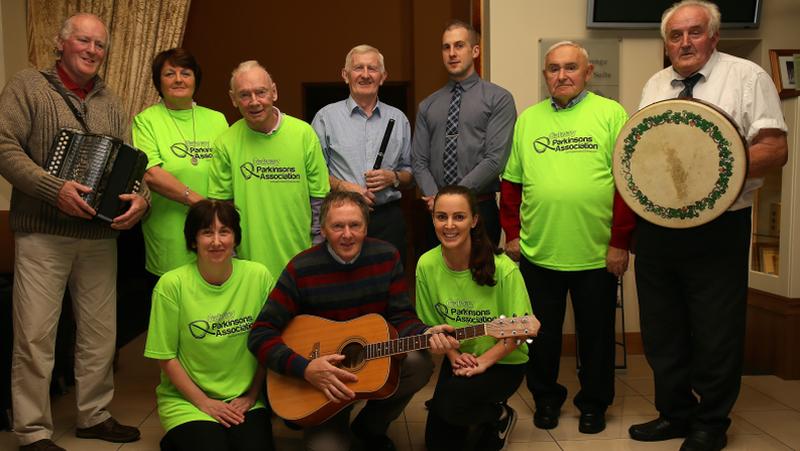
[312,96,412,206]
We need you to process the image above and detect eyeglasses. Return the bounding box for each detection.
[236,88,271,102]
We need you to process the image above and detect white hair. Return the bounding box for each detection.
[344,45,385,74]
[55,13,108,56]
[544,41,589,63]
[660,0,721,40]
[229,60,271,92]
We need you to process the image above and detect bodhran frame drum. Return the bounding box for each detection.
[612,98,748,228]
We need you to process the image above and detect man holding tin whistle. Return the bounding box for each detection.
[312,44,413,264]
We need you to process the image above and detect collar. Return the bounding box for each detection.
[56,62,95,99]
[670,50,718,88]
[264,107,283,135]
[326,243,360,264]
[550,89,589,111]
[447,71,480,92]
[346,96,381,118]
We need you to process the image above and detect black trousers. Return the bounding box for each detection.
[634,208,751,433]
[519,258,617,413]
[160,408,274,451]
[425,359,525,451]
[368,200,408,268]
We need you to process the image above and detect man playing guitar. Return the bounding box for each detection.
[248,190,458,451]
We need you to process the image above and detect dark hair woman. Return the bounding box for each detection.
[415,185,539,451]
[132,48,229,282]
[144,200,275,451]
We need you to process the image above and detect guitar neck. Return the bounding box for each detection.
[363,324,487,360]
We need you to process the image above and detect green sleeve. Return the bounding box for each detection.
[304,128,330,198]
[500,262,533,317]
[132,110,162,170]
[414,260,440,327]
[207,138,233,200]
[502,114,525,183]
[144,275,180,360]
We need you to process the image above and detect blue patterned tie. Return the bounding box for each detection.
[443,82,463,186]
[678,73,702,98]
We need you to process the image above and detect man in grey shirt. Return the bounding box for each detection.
[412,19,516,244]
[312,45,413,265]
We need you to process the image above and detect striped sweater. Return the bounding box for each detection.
[248,238,427,378]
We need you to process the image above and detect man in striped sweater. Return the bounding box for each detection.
[249,190,456,451]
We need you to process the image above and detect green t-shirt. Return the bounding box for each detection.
[415,248,531,364]
[208,115,330,276]
[502,92,628,271]
[144,259,275,431]
[132,103,229,275]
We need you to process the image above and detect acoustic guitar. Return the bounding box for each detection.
[267,313,538,427]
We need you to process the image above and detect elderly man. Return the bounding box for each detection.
[208,61,330,278]
[500,41,634,435]
[249,190,457,451]
[0,13,148,450]
[628,2,788,450]
[312,45,413,265]
[412,19,516,245]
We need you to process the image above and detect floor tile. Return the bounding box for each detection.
[736,409,800,450]
[733,385,794,412]
[5,334,800,451]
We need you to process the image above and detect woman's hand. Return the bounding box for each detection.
[453,357,490,377]
[451,352,479,370]
[198,398,245,427]
[228,395,256,416]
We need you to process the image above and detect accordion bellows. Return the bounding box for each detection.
[46,128,148,222]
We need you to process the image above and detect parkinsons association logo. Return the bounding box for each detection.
[240,158,301,182]
[188,314,254,339]
[170,141,213,161]
[532,131,599,154]
[434,300,495,324]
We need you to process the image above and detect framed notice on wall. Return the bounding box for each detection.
[539,39,620,102]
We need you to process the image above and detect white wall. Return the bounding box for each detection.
[488,0,800,332]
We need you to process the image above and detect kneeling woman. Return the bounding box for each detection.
[416,185,540,451]
[144,200,275,451]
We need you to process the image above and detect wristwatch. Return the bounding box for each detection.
[392,171,401,188]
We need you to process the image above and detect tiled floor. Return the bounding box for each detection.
[3,333,800,450]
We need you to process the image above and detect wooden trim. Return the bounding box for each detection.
[745,289,800,379]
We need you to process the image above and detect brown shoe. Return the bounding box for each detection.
[19,439,66,451]
[75,417,140,443]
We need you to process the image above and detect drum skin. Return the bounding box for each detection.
[613,98,748,229]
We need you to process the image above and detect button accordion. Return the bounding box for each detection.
[45,128,148,222]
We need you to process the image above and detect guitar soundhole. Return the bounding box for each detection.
[339,341,366,371]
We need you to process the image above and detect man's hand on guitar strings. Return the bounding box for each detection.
[304,354,358,403]
[425,324,460,354]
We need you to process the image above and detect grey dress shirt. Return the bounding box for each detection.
[412,72,516,196]
[312,96,412,206]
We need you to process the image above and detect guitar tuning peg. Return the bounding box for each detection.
[503,338,509,348]
[526,338,534,344]
[499,314,506,320]
[515,338,523,346]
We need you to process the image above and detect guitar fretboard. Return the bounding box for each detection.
[364,324,486,360]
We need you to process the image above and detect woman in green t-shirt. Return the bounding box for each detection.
[145,200,274,451]
[416,185,539,451]
[132,48,229,282]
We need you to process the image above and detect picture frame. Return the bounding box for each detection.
[768,49,800,98]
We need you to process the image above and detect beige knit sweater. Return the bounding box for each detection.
[0,67,147,239]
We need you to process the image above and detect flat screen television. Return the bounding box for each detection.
[586,0,761,29]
